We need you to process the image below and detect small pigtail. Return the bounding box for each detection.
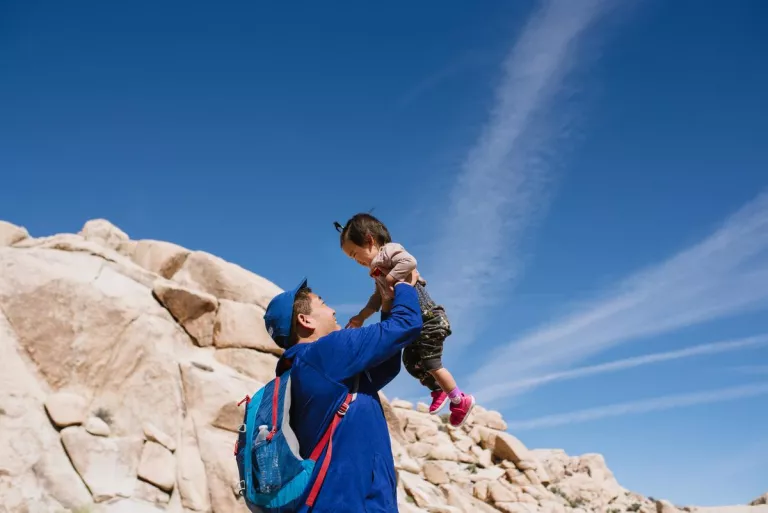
[333,221,344,233]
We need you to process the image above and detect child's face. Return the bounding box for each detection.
[342,237,379,268]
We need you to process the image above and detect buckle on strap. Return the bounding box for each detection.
[237,480,246,496]
[337,403,349,416]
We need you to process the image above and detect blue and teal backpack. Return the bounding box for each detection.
[234,361,359,512]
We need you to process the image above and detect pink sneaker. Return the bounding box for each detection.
[449,394,475,428]
[428,390,449,415]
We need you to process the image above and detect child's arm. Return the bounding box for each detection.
[379,243,418,284]
[364,287,382,313]
[346,287,381,328]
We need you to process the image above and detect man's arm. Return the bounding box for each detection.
[365,352,401,391]
[302,282,422,382]
[363,310,402,390]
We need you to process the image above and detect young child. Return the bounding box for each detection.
[334,212,475,427]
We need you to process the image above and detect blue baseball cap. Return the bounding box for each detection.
[264,277,308,349]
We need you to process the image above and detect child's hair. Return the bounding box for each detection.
[334,213,392,248]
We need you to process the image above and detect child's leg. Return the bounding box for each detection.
[418,337,464,413]
[428,368,456,392]
[418,308,461,399]
[415,284,475,425]
[427,368,458,399]
[403,343,450,414]
[403,344,440,391]
[411,283,467,409]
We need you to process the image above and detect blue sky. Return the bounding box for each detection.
[2,0,767,506]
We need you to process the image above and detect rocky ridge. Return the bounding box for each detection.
[0,218,764,513]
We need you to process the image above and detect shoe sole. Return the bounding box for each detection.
[429,397,449,415]
[450,395,476,429]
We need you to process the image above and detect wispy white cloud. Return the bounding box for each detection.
[468,191,768,396]
[424,0,612,344]
[507,382,768,431]
[477,334,768,403]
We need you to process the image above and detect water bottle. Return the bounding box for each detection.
[255,425,278,493]
[255,425,269,444]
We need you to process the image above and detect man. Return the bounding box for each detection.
[263,274,423,512]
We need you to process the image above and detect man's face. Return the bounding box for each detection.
[301,292,341,338]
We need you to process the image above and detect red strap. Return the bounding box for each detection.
[305,392,353,507]
[266,376,281,441]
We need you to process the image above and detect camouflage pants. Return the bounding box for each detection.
[402,283,451,392]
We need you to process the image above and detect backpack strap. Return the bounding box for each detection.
[304,374,360,507]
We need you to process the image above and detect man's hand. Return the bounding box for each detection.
[345,314,366,329]
[394,270,420,287]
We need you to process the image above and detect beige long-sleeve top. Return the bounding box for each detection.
[364,242,425,312]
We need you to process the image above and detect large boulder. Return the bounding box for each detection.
[137,441,176,493]
[171,251,282,310]
[44,390,89,428]
[179,361,261,430]
[128,239,190,279]
[213,299,283,356]
[0,220,29,246]
[213,348,279,383]
[477,427,530,464]
[471,405,508,431]
[11,232,162,289]
[153,280,218,347]
[380,392,407,444]
[399,470,446,510]
[79,218,130,250]
[176,416,211,512]
[143,422,177,453]
[60,426,143,502]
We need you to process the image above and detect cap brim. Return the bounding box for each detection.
[276,277,308,349]
[290,277,308,296]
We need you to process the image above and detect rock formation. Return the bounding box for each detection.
[0,218,764,513]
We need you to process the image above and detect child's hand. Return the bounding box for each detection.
[345,314,365,329]
[388,270,420,291]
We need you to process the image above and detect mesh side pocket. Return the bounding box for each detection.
[252,430,304,495]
